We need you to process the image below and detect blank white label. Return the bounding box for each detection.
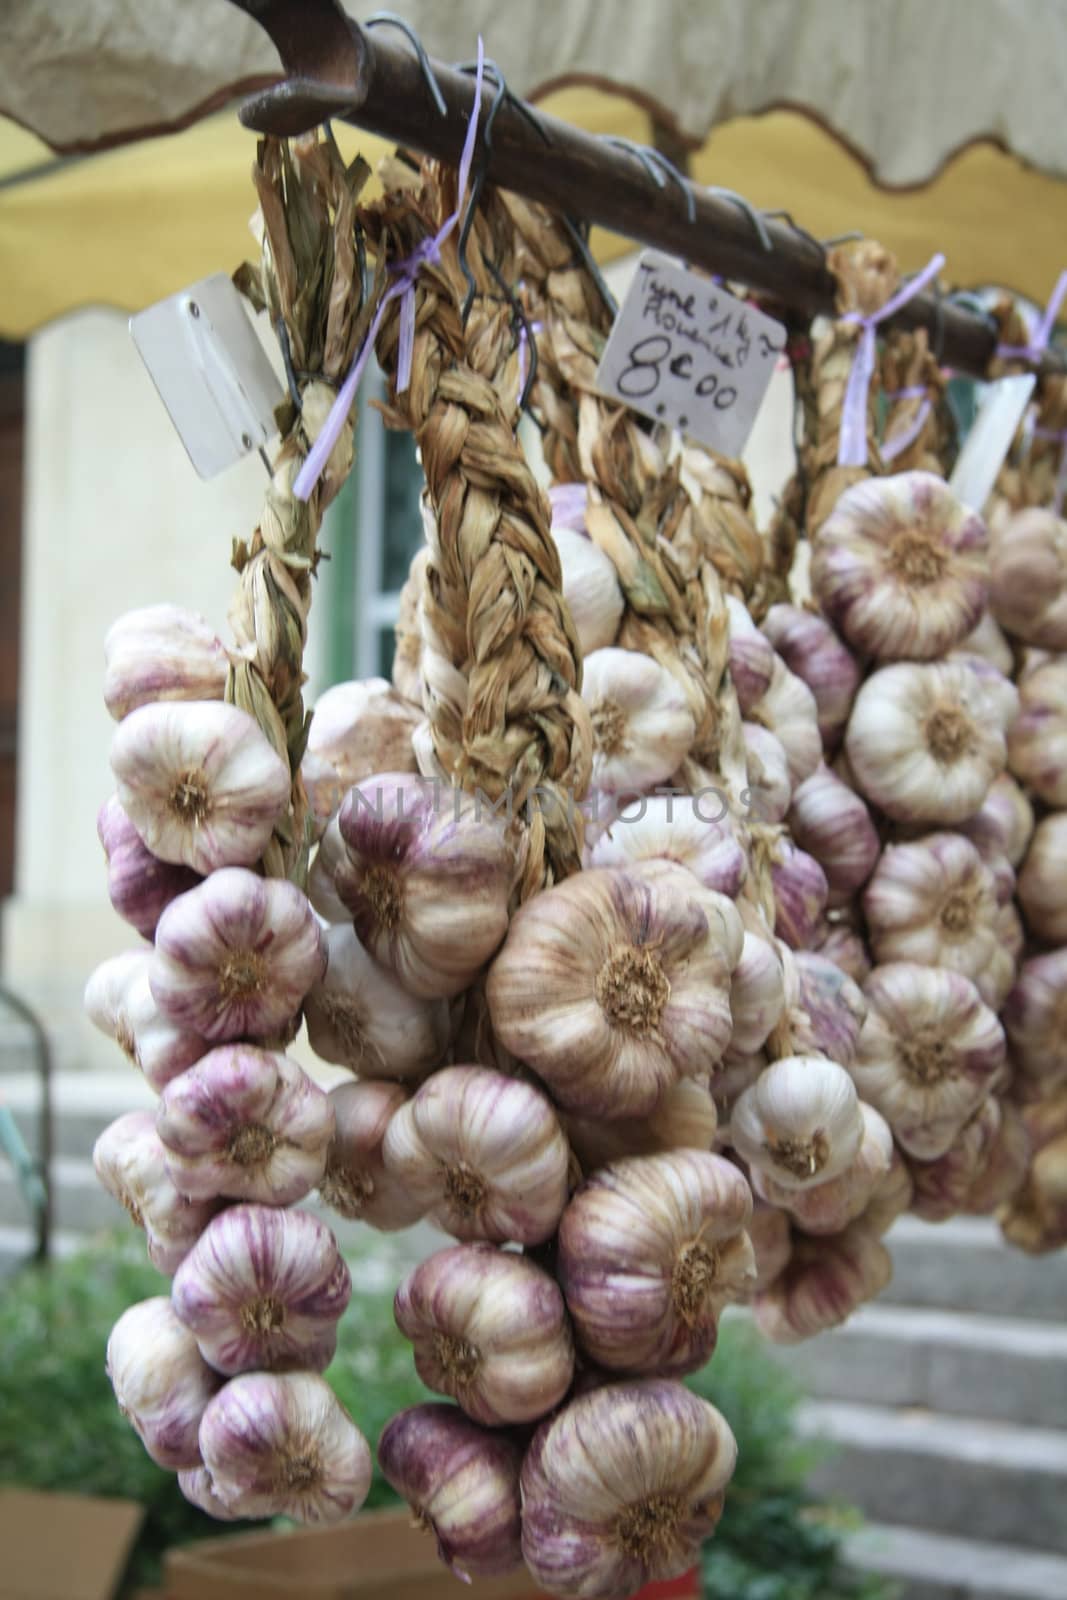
[949,373,1036,513]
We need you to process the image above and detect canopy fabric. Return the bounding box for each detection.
[5,0,1067,186]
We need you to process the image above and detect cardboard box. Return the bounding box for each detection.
[0,1488,144,1600]
[164,1508,699,1600]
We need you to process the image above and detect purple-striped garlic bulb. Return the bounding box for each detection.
[381,1066,569,1245]
[564,1077,718,1176]
[156,1045,334,1204]
[106,1297,220,1468]
[486,864,738,1119]
[729,934,786,1055]
[394,1243,573,1424]
[752,1102,893,1236]
[768,838,829,950]
[1018,813,1067,944]
[97,795,201,940]
[150,868,325,1043]
[851,963,1006,1160]
[965,1099,1031,1214]
[302,678,420,828]
[580,648,697,794]
[725,595,775,713]
[307,815,349,923]
[557,1151,754,1375]
[103,603,228,721]
[730,1057,864,1193]
[93,1111,218,1273]
[319,1079,425,1231]
[177,1466,240,1521]
[171,1205,350,1376]
[744,1201,793,1294]
[955,607,1014,675]
[586,796,746,899]
[812,916,872,987]
[960,771,1034,870]
[975,900,1024,1013]
[335,774,512,999]
[810,472,988,662]
[862,832,999,981]
[521,1380,737,1600]
[861,1144,914,1235]
[1008,657,1067,806]
[906,1098,1002,1222]
[84,949,205,1090]
[378,1404,524,1579]
[791,950,867,1067]
[752,1223,891,1344]
[742,723,792,823]
[1002,949,1067,1099]
[302,923,449,1078]
[988,506,1067,650]
[788,766,880,907]
[761,603,861,750]
[110,701,290,874]
[198,1372,371,1524]
[750,655,822,788]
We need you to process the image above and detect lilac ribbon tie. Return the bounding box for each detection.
[996,269,1067,363]
[836,252,946,469]
[882,385,933,464]
[293,39,486,503]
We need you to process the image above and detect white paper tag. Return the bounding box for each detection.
[949,373,1036,512]
[595,252,786,456]
[130,273,285,479]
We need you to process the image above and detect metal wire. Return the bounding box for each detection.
[365,13,448,116]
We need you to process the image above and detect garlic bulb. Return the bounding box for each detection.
[382,1065,569,1245]
[788,767,880,907]
[752,1223,892,1344]
[742,723,792,823]
[84,949,206,1090]
[761,603,861,750]
[103,603,228,721]
[1002,949,1067,1095]
[586,796,746,899]
[302,924,450,1078]
[1000,1135,1067,1255]
[960,771,1034,869]
[812,916,872,986]
[907,1098,1001,1222]
[335,774,512,1000]
[93,1111,217,1273]
[395,1243,573,1424]
[845,661,1006,824]
[378,1404,523,1579]
[111,701,290,874]
[712,1049,767,1128]
[730,1057,864,1191]
[745,1202,793,1294]
[581,648,696,793]
[811,472,988,662]
[753,1103,893,1235]
[989,506,1067,649]
[521,1380,737,1600]
[792,950,867,1066]
[320,1079,425,1230]
[725,594,775,713]
[565,1077,718,1175]
[951,649,1020,734]
[769,839,829,950]
[302,678,420,827]
[966,1099,1030,1213]
[558,1150,754,1374]
[198,1372,371,1524]
[751,656,822,788]
[486,865,737,1118]
[729,934,786,1054]
[151,868,325,1043]
[178,1466,240,1521]
[861,1145,915,1235]
[975,900,1023,1012]
[852,963,1006,1159]
[552,523,625,656]
[97,795,201,941]
[307,815,349,923]
[862,832,998,980]
[157,1045,334,1204]
[172,1205,350,1375]
[1008,658,1067,805]
[1018,813,1067,943]
[956,608,1015,675]
[106,1297,219,1468]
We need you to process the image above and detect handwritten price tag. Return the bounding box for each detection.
[595,252,786,456]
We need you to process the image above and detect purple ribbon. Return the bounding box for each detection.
[996,269,1067,362]
[882,386,933,464]
[294,39,486,503]
[548,482,589,533]
[836,252,946,469]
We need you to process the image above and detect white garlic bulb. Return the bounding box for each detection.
[950,649,1020,733]
[172,1204,350,1375]
[150,868,325,1043]
[792,950,868,1067]
[852,962,1006,1159]
[558,1150,755,1374]
[319,1079,426,1231]
[302,678,420,828]
[812,915,872,987]
[845,661,1006,824]
[861,1144,915,1235]
[111,701,290,874]
[762,603,861,751]
[586,795,746,899]
[752,1102,893,1236]
[788,766,880,907]
[744,1201,793,1294]
[552,523,625,655]
[862,832,999,980]
[729,934,786,1054]
[750,656,822,788]
[302,923,450,1078]
[306,815,349,924]
[960,771,1034,869]
[106,1297,219,1468]
[382,1065,569,1245]
[989,506,1067,650]
[742,722,792,823]
[752,1223,892,1344]
[581,647,696,793]
[198,1371,372,1524]
[486,864,737,1119]
[907,1098,1002,1222]
[93,1111,218,1274]
[521,1380,737,1600]
[1002,949,1067,1095]
[156,1045,334,1204]
[565,1077,718,1175]
[769,839,829,950]
[335,774,512,1000]
[811,472,988,662]
[1008,658,1067,805]
[103,603,228,721]
[178,1466,240,1521]
[84,949,206,1091]
[395,1243,573,1424]
[725,594,775,713]
[975,900,1023,1012]
[966,1098,1031,1214]
[1018,813,1067,944]
[955,608,1015,675]
[98,794,202,941]
[730,1056,864,1191]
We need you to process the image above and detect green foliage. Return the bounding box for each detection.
[0,1235,887,1599]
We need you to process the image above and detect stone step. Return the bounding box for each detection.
[883,1216,1065,1321]
[764,1303,1067,1428]
[798,1401,1067,1555]
[845,1522,1067,1600]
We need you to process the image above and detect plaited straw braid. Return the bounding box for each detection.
[228,135,379,882]
[879,328,951,476]
[361,163,591,895]
[986,297,1047,522]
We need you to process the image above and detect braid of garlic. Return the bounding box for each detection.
[880,327,950,476]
